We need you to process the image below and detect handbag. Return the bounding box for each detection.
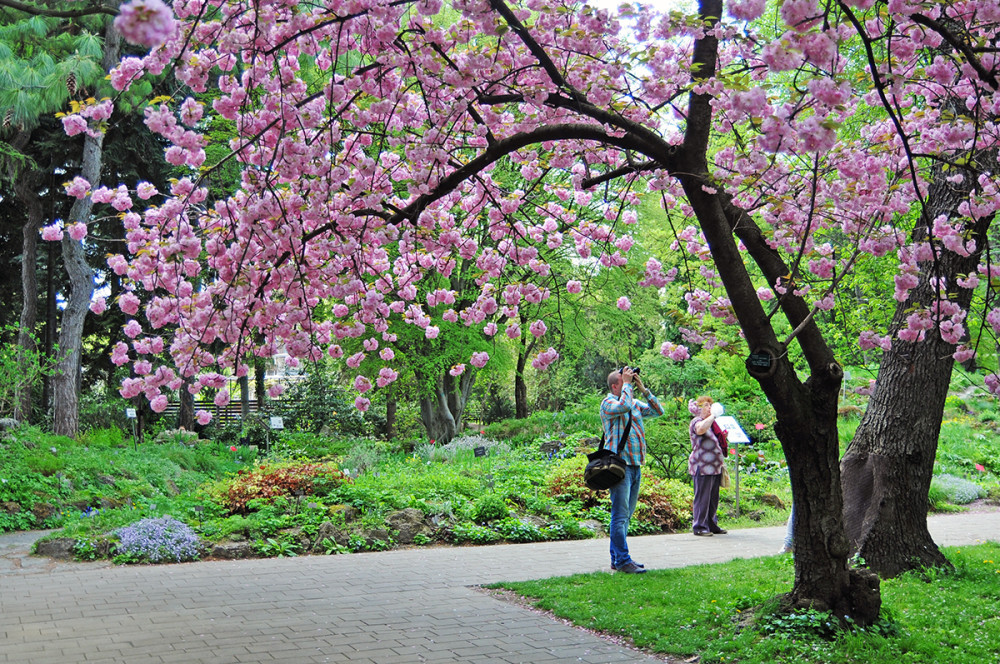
[720,463,732,488]
[584,415,633,491]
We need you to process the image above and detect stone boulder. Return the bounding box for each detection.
[208,542,255,559]
[34,538,77,559]
[385,508,433,544]
[758,494,786,510]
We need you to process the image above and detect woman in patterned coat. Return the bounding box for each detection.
[688,396,728,536]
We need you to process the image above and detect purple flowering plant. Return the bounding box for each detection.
[114,516,202,564]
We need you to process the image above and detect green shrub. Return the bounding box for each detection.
[472,494,509,522]
[494,516,546,542]
[450,522,502,544]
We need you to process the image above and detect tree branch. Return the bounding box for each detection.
[0,0,116,18]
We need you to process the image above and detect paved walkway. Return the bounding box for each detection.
[2,511,998,664]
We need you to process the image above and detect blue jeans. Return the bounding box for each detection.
[609,465,641,567]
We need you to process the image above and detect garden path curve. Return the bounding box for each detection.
[2,509,998,664]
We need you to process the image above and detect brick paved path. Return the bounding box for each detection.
[2,511,997,664]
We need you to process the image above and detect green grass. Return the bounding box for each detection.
[493,543,1000,663]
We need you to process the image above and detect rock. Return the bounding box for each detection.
[31,503,58,523]
[540,440,563,456]
[385,508,432,544]
[758,494,786,510]
[97,475,116,486]
[279,526,311,550]
[2,502,20,514]
[579,519,606,536]
[0,418,19,432]
[209,542,255,559]
[35,538,76,559]
[312,521,350,551]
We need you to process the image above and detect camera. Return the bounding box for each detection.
[619,366,640,375]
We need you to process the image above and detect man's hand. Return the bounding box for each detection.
[633,374,648,396]
[622,367,635,384]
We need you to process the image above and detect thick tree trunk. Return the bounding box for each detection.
[10,129,43,423]
[52,17,121,437]
[418,369,476,442]
[514,347,528,419]
[178,379,195,431]
[841,164,992,577]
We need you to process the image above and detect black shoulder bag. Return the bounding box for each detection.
[584,415,633,491]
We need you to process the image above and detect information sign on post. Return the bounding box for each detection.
[126,408,138,451]
[269,416,284,430]
[715,415,750,517]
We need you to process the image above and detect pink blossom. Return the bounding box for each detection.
[529,320,547,338]
[379,348,395,361]
[136,182,158,200]
[505,324,521,339]
[483,322,498,336]
[214,389,230,407]
[110,342,130,366]
[114,0,176,47]
[328,345,344,359]
[376,367,398,387]
[40,224,64,242]
[617,296,631,311]
[531,347,559,370]
[196,410,213,425]
[566,280,582,294]
[953,346,975,363]
[89,298,108,315]
[425,325,440,339]
[346,352,365,368]
[149,394,168,413]
[449,364,466,376]
[470,351,489,368]
[354,396,371,412]
[64,177,91,199]
[66,223,88,241]
[123,320,143,338]
[354,375,373,393]
[267,384,285,398]
[61,114,89,137]
[660,342,691,361]
[119,292,141,315]
[728,0,767,21]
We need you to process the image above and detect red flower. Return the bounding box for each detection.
[755,423,766,430]
[230,446,237,452]
[429,439,436,445]
[975,463,986,472]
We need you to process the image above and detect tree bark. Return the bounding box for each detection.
[51,16,121,437]
[841,164,992,577]
[418,369,476,442]
[178,378,195,431]
[514,345,528,419]
[10,129,43,423]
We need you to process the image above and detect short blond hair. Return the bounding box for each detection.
[607,371,622,390]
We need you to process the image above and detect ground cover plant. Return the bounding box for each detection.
[492,543,1000,664]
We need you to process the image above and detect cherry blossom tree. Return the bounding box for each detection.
[60,0,1000,623]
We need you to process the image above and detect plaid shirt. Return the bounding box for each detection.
[600,383,662,466]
